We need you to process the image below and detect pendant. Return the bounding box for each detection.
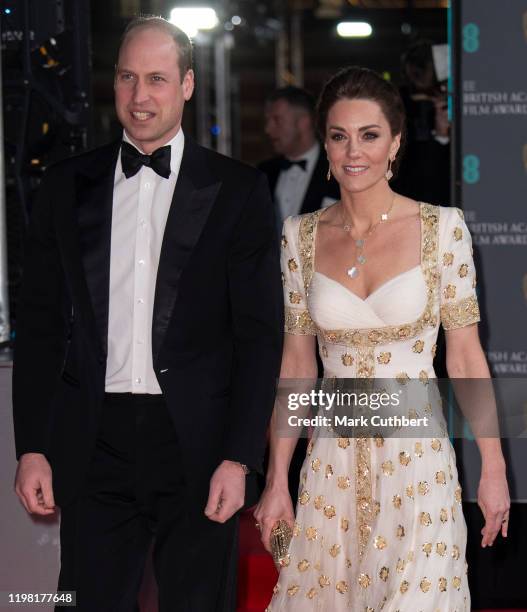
[357,255,366,265]
[356,239,364,248]
[347,266,359,278]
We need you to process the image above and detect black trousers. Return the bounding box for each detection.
[57,393,239,612]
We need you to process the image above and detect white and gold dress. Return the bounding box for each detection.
[267,204,480,611]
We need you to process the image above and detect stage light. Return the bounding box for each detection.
[231,15,241,26]
[169,7,218,38]
[337,22,373,38]
[5,8,12,14]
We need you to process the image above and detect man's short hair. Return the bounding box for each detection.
[266,86,316,121]
[120,16,193,81]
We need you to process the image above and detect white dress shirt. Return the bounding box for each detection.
[105,129,184,394]
[275,142,320,224]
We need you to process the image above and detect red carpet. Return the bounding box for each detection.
[236,509,526,612]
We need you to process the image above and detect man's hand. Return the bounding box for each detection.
[204,460,246,523]
[14,453,56,516]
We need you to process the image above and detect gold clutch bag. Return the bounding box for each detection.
[270,519,293,570]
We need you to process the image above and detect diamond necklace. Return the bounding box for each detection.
[340,196,396,279]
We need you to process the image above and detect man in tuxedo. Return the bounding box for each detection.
[258,86,339,228]
[12,17,282,612]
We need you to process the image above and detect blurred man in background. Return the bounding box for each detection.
[259,86,339,228]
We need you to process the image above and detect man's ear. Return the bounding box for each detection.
[182,69,195,101]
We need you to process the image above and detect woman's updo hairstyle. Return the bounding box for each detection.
[317,66,407,176]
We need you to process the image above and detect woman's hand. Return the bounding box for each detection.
[477,467,510,547]
[253,483,295,554]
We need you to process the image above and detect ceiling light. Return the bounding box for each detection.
[169,7,219,38]
[337,22,373,38]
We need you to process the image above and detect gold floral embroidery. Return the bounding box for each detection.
[418,481,430,495]
[452,576,462,590]
[337,476,350,489]
[431,438,442,451]
[311,458,321,472]
[399,451,411,466]
[396,558,406,573]
[329,544,341,557]
[443,284,456,299]
[452,544,460,560]
[439,577,448,592]
[289,291,303,304]
[379,567,389,581]
[436,542,447,556]
[319,575,330,587]
[288,258,298,272]
[406,484,414,499]
[413,339,424,353]
[298,559,310,572]
[419,370,429,384]
[285,308,316,335]
[357,347,375,377]
[299,490,310,505]
[455,485,462,503]
[281,235,288,248]
[341,518,349,532]
[440,508,449,523]
[458,263,469,278]
[400,580,409,593]
[393,494,402,508]
[396,372,410,384]
[336,580,349,594]
[420,511,432,526]
[325,464,333,478]
[287,584,300,596]
[453,227,463,241]
[305,526,318,540]
[377,351,391,364]
[374,535,387,549]
[436,470,446,485]
[358,574,371,589]
[431,343,437,357]
[415,442,424,456]
[382,460,394,475]
[341,353,354,366]
[443,252,454,266]
[338,437,350,449]
[298,210,323,294]
[396,524,405,539]
[324,505,336,519]
[422,542,432,557]
[306,588,317,599]
[314,495,325,510]
[321,346,328,358]
[420,578,432,593]
[440,295,480,330]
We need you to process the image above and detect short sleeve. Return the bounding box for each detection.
[281,216,317,335]
[439,207,480,330]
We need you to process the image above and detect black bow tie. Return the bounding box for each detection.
[121,141,171,179]
[279,158,307,171]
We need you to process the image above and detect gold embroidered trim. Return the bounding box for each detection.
[285,307,317,335]
[319,204,440,348]
[298,210,324,296]
[440,295,480,330]
[356,437,373,558]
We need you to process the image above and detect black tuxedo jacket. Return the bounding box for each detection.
[12,137,283,508]
[258,147,340,217]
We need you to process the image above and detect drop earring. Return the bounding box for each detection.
[385,157,394,181]
[327,165,332,181]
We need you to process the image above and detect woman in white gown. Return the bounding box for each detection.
[255,67,510,611]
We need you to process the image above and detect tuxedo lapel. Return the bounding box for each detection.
[74,141,120,358]
[152,138,221,365]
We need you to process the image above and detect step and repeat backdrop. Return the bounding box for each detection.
[457,0,527,504]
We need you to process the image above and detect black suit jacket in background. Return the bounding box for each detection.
[258,147,340,220]
[12,137,283,509]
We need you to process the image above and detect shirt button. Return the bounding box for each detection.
[138,259,145,265]
[144,182,151,189]
[136,377,142,384]
[137,298,144,304]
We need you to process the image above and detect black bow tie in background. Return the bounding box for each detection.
[121,141,171,179]
[279,158,307,171]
